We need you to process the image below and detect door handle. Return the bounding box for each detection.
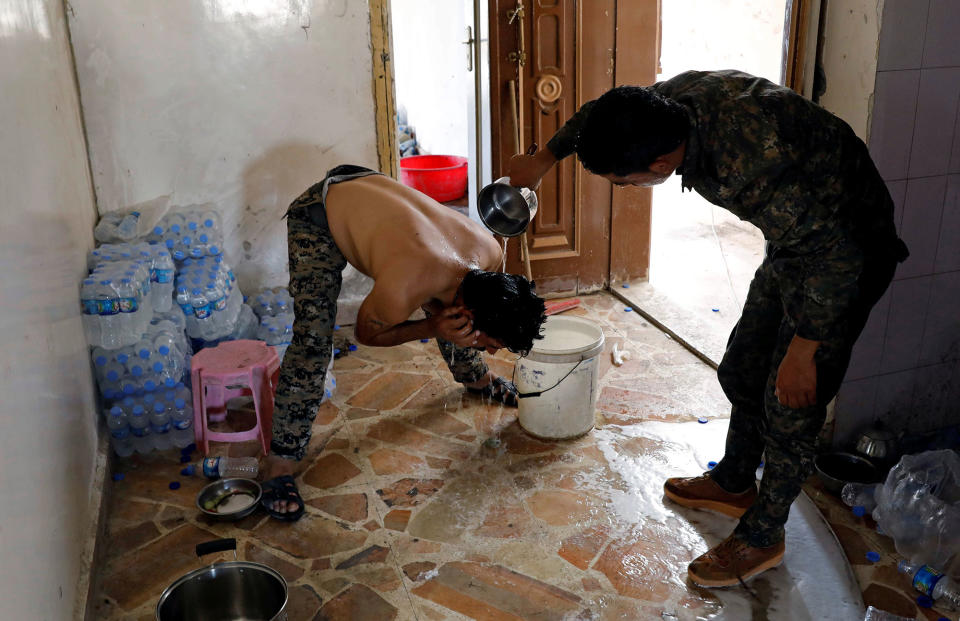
[462,26,474,72]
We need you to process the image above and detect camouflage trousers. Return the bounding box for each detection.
[271,170,367,460]
[709,249,898,547]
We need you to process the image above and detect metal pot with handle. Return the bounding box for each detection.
[156,538,288,621]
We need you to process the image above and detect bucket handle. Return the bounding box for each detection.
[196,538,238,559]
[513,359,584,399]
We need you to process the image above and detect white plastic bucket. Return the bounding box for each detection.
[516,315,605,440]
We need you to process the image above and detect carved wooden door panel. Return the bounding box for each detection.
[490,0,660,295]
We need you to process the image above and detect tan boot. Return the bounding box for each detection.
[663,474,757,518]
[688,534,785,587]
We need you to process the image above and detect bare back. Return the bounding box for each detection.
[324,174,503,323]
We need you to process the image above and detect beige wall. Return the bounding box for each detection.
[817,0,883,139]
[834,0,960,444]
[66,0,380,295]
[0,0,102,618]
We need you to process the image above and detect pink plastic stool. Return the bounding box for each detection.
[190,340,281,456]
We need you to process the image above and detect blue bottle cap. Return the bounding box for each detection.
[420,338,430,343]
[139,348,151,359]
[865,551,880,562]
[209,245,220,254]
[168,481,181,490]
[852,506,866,517]
[152,362,164,373]
[181,465,196,475]
[158,345,170,356]
[133,405,145,415]
[110,406,123,416]
[144,380,157,391]
[622,283,630,288]
[712,308,720,312]
[175,398,186,408]
[697,417,708,424]
[188,221,198,231]
[112,473,125,481]
[123,397,135,406]
[916,595,933,608]
[624,307,633,312]
[334,324,340,330]
[153,225,164,235]
[164,378,177,388]
[348,344,358,351]
[707,461,718,469]
[131,366,143,377]
[107,370,120,381]
[122,383,136,394]
[199,234,208,243]
[204,218,214,227]
[334,348,341,355]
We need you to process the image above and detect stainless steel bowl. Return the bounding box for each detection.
[196,478,261,521]
[157,539,287,621]
[814,451,882,495]
[477,177,538,237]
[854,426,898,461]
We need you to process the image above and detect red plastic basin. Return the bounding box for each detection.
[399,155,468,202]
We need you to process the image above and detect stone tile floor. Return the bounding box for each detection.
[89,292,946,620]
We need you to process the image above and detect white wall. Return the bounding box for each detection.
[817,0,882,139]
[833,0,960,444]
[66,0,380,296]
[0,1,102,618]
[392,0,470,157]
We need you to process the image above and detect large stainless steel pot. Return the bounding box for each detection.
[156,538,288,621]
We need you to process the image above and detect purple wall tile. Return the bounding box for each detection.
[934,175,960,272]
[897,176,947,279]
[880,276,933,373]
[908,68,960,178]
[919,270,960,365]
[922,0,960,67]
[879,0,929,71]
[870,70,921,180]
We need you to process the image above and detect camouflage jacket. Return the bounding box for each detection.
[547,70,907,341]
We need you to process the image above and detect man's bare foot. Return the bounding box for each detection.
[261,454,299,514]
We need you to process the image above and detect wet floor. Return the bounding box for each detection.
[91,292,867,620]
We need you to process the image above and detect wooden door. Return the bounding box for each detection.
[489,0,660,295]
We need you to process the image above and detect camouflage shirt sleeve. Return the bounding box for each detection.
[546,99,597,160]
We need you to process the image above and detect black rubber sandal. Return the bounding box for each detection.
[466,376,519,407]
[260,475,305,522]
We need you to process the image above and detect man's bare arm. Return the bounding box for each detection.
[354,285,478,347]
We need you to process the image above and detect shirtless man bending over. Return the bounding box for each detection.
[260,165,546,520]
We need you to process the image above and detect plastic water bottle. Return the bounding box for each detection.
[97,279,123,349]
[841,482,880,517]
[169,398,194,448]
[153,248,175,312]
[149,402,172,450]
[128,405,153,454]
[105,407,135,457]
[199,456,259,480]
[80,279,103,346]
[897,560,960,608]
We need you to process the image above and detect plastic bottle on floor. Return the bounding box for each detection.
[169,398,194,448]
[128,405,153,454]
[897,560,960,609]
[150,402,173,450]
[842,482,880,516]
[106,407,135,457]
[200,456,259,479]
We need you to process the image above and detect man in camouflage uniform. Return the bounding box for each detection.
[508,70,908,585]
[263,165,545,520]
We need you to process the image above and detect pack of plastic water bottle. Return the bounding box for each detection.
[88,242,176,312]
[250,287,294,318]
[104,386,194,456]
[81,259,155,349]
[146,210,224,262]
[91,323,190,401]
[175,256,243,341]
[257,313,294,361]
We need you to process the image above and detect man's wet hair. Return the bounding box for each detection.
[461,269,546,355]
[576,85,688,177]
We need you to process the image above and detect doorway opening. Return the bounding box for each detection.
[389,0,492,222]
[619,0,788,364]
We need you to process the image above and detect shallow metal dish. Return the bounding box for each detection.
[814,451,882,496]
[196,478,262,521]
